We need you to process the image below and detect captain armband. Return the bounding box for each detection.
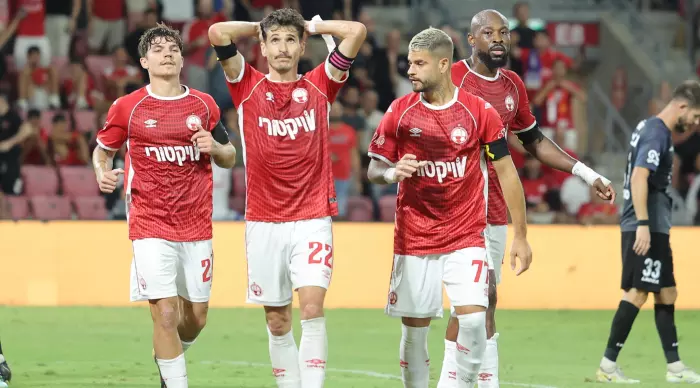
[484,138,510,161]
[328,47,354,72]
[514,124,544,146]
[213,42,238,61]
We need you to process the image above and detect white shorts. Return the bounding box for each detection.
[130,238,213,303]
[246,217,333,306]
[485,224,508,285]
[385,247,489,319]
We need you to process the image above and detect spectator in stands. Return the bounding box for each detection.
[86,0,126,54]
[532,58,586,151]
[520,154,556,223]
[212,162,240,220]
[577,185,619,225]
[0,9,24,81]
[341,86,366,132]
[45,0,82,59]
[329,101,360,220]
[649,80,672,115]
[559,156,594,221]
[47,113,89,167]
[124,7,159,71]
[0,94,30,194]
[103,46,142,103]
[511,2,536,49]
[63,58,105,111]
[183,0,231,92]
[359,89,382,152]
[17,46,60,110]
[20,109,50,165]
[12,0,50,68]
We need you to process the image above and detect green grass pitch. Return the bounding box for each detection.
[1,307,698,387]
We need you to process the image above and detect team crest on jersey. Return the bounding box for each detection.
[450,125,468,145]
[186,114,202,131]
[505,95,515,112]
[292,88,309,103]
[374,134,385,146]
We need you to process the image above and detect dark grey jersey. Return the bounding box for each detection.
[620,117,673,234]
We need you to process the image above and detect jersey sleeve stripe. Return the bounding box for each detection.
[368,152,396,167]
[303,78,329,100]
[225,55,246,84]
[511,120,537,134]
[190,94,211,129]
[240,77,268,106]
[456,101,478,130]
[96,138,119,151]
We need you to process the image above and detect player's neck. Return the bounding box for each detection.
[148,78,185,97]
[422,82,456,106]
[267,67,299,82]
[467,56,498,78]
[656,106,678,132]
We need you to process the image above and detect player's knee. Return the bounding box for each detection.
[655,287,677,304]
[266,309,292,336]
[402,317,431,327]
[300,302,324,320]
[152,300,180,331]
[623,288,648,308]
[456,311,486,331]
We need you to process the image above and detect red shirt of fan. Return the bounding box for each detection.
[92,0,124,20]
[521,176,548,205]
[540,83,578,130]
[329,122,357,180]
[96,85,221,242]
[452,60,537,225]
[368,88,506,255]
[182,13,226,67]
[15,0,44,36]
[225,56,347,222]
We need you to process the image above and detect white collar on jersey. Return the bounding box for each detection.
[146,84,190,100]
[463,59,500,82]
[420,85,459,110]
[265,74,302,82]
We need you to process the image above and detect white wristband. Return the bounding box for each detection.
[308,20,317,34]
[572,161,610,186]
[311,15,336,51]
[383,167,398,184]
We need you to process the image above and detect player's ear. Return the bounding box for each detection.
[260,41,267,57]
[439,57,450,74]
[139,57,148,70]
[300,39,306,56]
[467,32,475,47]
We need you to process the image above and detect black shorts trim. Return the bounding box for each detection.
[621,231,675,292]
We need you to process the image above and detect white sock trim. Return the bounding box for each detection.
[156,353,187,380]
[181,339,195,352]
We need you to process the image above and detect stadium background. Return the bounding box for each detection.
[1,0,700,387]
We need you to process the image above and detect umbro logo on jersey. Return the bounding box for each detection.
[409,128,422,137]
[144,119,157,128]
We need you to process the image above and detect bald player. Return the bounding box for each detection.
[437,10,616,388]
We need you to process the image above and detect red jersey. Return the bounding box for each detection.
[521,176,548,206]
[96,85,221,242]
[15,0,44,36]
[92,0,124,20]
[329,122,357,180]
[452,60,537,225]
[182,13,226,67]
[368,88,506,255]
[226,56,347,222]
[541,83,577,130]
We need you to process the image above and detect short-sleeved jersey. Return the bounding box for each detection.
[226,54,347,222]
[452,60,537,225]
[96,85,221,242]
[620,117,673,234]
[368,88,507,255]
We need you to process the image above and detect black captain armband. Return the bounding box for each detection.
[484,138,510,161]
[213,42,238,61]
[514,124,544,146]
[328,47,355,72]
[212,120,230,144]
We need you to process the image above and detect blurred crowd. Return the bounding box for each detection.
[0,0,694,226]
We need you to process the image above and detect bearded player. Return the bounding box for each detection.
[94,24,236,388]
[208,8,365,388]
[368,27,532,388]
[434,11,616,387]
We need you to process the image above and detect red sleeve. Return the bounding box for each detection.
[225,55,265,108]
[367,101,400,165]
[304,55,349,104]
[557,52,574,68]
[450,61,468,87]
[509,72,537,132]
[202,93,221,131]
[478,99,507,144]
[96,98,129,151]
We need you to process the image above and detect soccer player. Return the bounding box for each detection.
[595,80,700,384]
[93,24,236,388]
[367,27,532,388]
[208,9,366,388]
[0,340,10,387]
[439,10,615,387]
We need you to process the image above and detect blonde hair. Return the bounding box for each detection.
[408,27,453,57]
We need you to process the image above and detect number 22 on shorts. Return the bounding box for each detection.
[308,242,333,269]
[201,253,213,282]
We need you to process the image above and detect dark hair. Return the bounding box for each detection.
[27,46,40,55]
[672,80,700,108]
[27,109,41,119]
[138,23,183,57]
[260,8,305,41]
[52,113,67,124]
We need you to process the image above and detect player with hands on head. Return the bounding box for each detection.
[209,8,366,388]
[367,27,531,388]
[93,22,235,388]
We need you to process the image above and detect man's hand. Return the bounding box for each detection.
[0,141,11,152]
[510,236,532,276]
[191,125,219,155]
[393,154,427,182]
[633,225,651,256]
[593,178,616,203]
[97,168,124,193]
